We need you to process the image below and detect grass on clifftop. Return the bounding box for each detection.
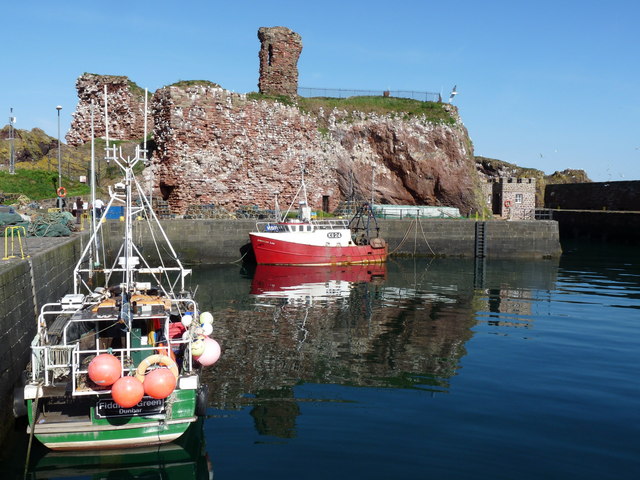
[247,93,457,125]
[0,169,90,201]
[170,80,222,89]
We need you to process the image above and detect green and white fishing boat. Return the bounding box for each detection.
[16,107,219,450]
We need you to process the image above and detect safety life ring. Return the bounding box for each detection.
[135,354,179,382]
[504,200,512,208]
[57,186,67,198]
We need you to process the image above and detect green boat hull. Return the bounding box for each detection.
[27,388,198,451]
[27,418,212,479]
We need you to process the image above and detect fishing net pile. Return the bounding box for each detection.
[0,207,74,237]
[28,211,75,237]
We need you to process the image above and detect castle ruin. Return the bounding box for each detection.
[257,26,303,97]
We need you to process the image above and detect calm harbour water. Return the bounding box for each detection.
[5,241,640,479]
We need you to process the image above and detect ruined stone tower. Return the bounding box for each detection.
[66,73,150,146]
[257,26,303,97]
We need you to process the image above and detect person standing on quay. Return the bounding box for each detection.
[73,197,83,224]
[93,198,105,218]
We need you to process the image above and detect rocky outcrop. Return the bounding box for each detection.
[151,83,481,215]
[66,73,151,146]
[258,27,302,97]
[476,156,591,207]
[0,126,57,163]
[331,104,478,213]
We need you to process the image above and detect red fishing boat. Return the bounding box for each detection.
[249,200,387,265]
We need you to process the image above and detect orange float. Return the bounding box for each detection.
[88,353,121,386]
[143,368,177,399]
[111,376,144,408]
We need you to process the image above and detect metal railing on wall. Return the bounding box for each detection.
[298,87,441,103]
[534,209,553,220]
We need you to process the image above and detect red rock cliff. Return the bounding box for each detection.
[151,83,481,215]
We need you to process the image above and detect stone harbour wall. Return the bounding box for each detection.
[0,237,81,448]
[545,180,640,211]
[102,219,561,264]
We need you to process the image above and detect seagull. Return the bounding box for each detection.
[448,85,458,103]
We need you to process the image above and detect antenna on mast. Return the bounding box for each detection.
[144,88,153,209]
[371,164,375,206]
[143,88,148,158]
[104,85,110,162]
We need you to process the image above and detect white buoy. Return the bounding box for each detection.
[181,314,193,328]
[202,323,213,336]
[200,311,214,325]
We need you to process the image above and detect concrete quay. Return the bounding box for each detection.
[100,218,562,264]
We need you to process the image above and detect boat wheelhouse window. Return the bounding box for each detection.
[299,225,304,232]
[307,225,311,231]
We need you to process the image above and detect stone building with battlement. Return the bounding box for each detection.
[482,177,536,219]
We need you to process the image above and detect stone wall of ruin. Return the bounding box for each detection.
[66,73,151,146]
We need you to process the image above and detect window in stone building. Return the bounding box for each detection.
[515,193,523,204]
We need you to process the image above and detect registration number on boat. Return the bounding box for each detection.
[327,232,342,239]
[96,397,165,418]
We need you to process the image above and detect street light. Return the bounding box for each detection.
[56,105,62,211]
[9,108,16,175]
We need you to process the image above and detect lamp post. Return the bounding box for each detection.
[56,105,62,211]
[9,108,16,175]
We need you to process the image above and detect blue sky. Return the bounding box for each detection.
[2,0,638,182]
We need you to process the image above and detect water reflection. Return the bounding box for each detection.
[24,419,212,479]
[249,263,386,303]
[194,257,560,441]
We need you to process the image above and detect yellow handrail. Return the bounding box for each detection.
[3,225,29,260]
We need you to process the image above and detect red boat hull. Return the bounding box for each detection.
[249,234,387,265]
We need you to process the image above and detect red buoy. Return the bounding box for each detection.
[143,368,177,399]
[111,376,144,408]
[88,353,121,386]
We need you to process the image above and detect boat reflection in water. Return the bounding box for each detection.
[249,263,386,303]
[26,418,212,480]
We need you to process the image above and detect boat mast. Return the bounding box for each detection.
[90,100,100,269]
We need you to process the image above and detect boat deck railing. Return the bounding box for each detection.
[255,218,350,233]
[30,343,77,387]
[31,340,194,395]
[31,298,198,393]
